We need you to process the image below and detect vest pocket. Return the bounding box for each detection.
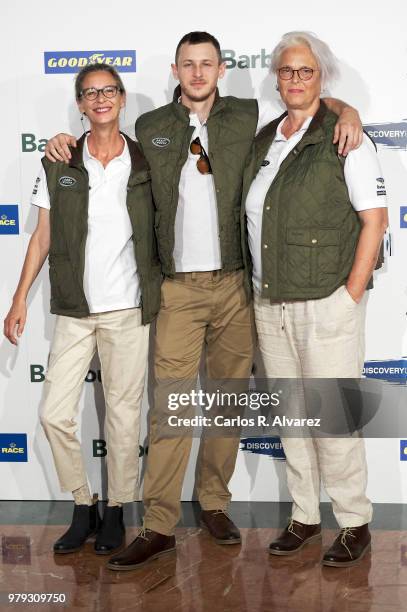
[286,227,340,288]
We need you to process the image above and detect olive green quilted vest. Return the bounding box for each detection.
[43,133,161,324]
[242,101,361,301]
[135,91,258,279]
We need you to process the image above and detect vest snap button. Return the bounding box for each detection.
[264,283,269,288]
[263,244,268,249]
[311,238,317,244]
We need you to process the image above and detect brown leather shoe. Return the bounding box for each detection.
[269,520,322,555]
[106,528,176,571]
[200,510,241,544]
[322,524,371,567]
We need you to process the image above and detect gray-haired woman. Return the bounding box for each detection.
[243,31,388,567]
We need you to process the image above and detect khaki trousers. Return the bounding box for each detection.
[143,270,255,535]
[254,285,373,528]
[40,308,149,503]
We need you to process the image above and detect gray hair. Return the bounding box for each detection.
[270,31,340,87]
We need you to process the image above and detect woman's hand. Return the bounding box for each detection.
[4,299,27,345]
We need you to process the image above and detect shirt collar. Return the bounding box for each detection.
[275,116,313,142]
[83,134,130,165]
[177,97,207,128]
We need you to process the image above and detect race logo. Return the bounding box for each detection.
[0,205,19,235]
[363,121,407,150]
[152,137,170,148]
[44,50,136,74]
[240,436,286,459]
[0,434,28,462]
[58,176,77,188]
[363,359,407,384]
[222,49,271,69]
[400,206,407,228]
[400,440,407,461]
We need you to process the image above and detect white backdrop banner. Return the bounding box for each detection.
[1,0,407,502]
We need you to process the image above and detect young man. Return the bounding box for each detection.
[44,31,363,570]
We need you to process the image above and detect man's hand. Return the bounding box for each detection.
[45,133,77,163]
[333,107,363,156]
[4,299,27,346]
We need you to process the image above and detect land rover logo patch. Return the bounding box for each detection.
[152,137,170,148]
[59,176,77,187]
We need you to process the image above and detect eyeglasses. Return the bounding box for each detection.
[79,85,123,101]
[278,66,318,81]
[190,137,212,175]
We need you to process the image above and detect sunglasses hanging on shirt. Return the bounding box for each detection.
[190,137,213,175]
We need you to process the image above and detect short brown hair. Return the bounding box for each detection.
[175,31,222,64]
[75,64,126,100]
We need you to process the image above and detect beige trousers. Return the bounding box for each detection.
[143,270,255,535]
[254,285,373,528]
[40,308,149,503]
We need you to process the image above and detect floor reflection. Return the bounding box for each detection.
[0,526,406,611]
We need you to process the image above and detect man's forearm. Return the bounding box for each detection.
[323,97,354,116]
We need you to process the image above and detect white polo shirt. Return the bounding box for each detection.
[174,112,221,271]
[31,136,141,313]
[245,116,387,294]
[173,99,278,273]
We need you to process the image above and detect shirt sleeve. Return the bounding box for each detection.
[30,165,50,210]
[343,135,387,211]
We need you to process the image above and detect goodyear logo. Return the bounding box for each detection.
[240,436,286,459]
[44,50,136,74]
[0,205,19,235]
[400,206,407,228]
[400,440,407,461]
[0,434,28,462]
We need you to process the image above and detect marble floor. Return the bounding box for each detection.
[1,504,407,611]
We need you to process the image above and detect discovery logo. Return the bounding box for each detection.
[44,50,136,74]
[400,440,407,461]
[400,207,407,228]
[0,434,28,462]
[0,205,19,235]
[363,120,407,150]
[240,436,286,459]
[363,359,407,384]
